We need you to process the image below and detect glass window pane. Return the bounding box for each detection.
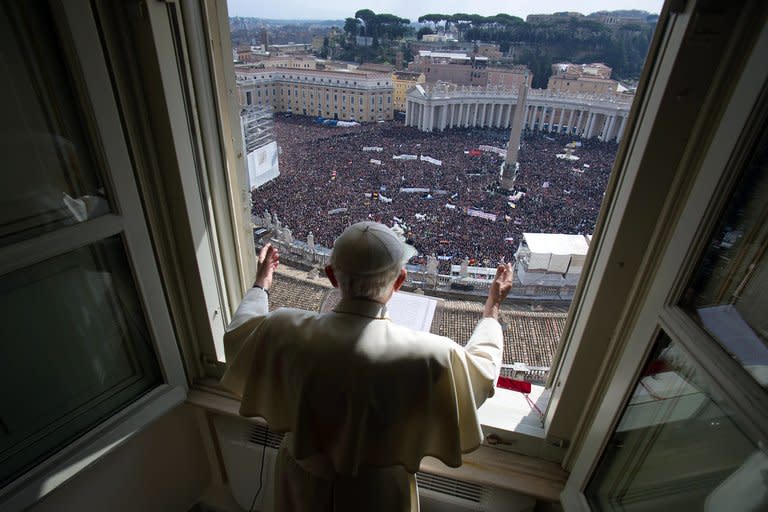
[585,331,764,512]
[0,236,161,486]
[682,125,768,388]
[0,2,111,247]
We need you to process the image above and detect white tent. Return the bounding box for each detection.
[523,233,589,275]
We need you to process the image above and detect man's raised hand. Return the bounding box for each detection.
[254,243,279,291]
[484,263,513,319]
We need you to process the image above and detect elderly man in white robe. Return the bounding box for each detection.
[221,221,512,511]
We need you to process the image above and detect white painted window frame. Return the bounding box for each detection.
[0,2,188,509]
[560,5,768,510]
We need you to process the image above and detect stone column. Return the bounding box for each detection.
[587,112,597,138]
[576,110,585,135]
[440,105,447,131]
[558,108,566,133]
[608,115,616,139]
[405,100,410,126]
[428,104,435,132]
[567,109,575,134]
[616,115,627,143]
[608,114,618,141]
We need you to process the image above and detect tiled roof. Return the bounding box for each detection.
[266,267,565,369]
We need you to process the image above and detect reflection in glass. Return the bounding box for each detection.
[0,1,111,247]
[682,124,768,388]
[585,332,764,511]
[0,236,161,486]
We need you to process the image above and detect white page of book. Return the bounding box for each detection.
[386,291,438,332]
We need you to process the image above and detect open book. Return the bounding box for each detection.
[386,291,439,332]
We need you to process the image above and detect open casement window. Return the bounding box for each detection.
[558,1,768,509]
[0,0,186,498]
[92,0,258,378]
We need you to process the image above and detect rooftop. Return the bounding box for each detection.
[523,233,590,256]
[268,264,566,371]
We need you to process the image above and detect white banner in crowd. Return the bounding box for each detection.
[478,145,507,157]
[328,207,348,215]
[400,187,430,193]
[369,159,382,165]
[419,155,443,166]
[393,154,418,160]
[362,146,383,152]
[467,208,497,222]
[379,194,393,203]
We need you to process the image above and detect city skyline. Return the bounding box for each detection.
[227,0,664,23]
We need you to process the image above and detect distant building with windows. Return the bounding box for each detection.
[236,67,393,122]
[407,50,529,89]
[256,55,317,70]
[421,33,458,43]
[392,71,425,111]
[526,12,584,23]
[548,62,618,96]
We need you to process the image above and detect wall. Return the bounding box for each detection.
[28,405,211,512]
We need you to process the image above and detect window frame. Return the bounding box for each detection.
[0,1,189,507]
[558,3,768,509]
[100,0,766,499]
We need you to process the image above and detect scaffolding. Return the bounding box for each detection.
[240,105,275,154]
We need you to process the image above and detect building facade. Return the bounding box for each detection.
[548,63,617,95]
[236,67,393,122]
[391,71,425,111]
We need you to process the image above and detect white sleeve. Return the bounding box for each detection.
[227,287,269,332]
[222,287,270,368]
[463,317,504,406]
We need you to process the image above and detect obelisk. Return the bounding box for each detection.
[501,79,528,189]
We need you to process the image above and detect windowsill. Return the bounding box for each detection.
[187,384,568,502]
[0,384,186,512]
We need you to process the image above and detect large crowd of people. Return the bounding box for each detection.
[252,116,617,270]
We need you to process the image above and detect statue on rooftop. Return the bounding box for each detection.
[426,254,439,276]
[460,257,469,278]
[307,231,315,253]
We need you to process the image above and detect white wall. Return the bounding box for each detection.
[28,404,211,512]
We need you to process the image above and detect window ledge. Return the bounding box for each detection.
[187,386,568,502]
[0,385,186,512]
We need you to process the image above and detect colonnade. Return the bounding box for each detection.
[405,91,631,143]
[405,100,516,131]
[522,104,628,142]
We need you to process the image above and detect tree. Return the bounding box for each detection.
[417,26,435,40]
[343,17,361,39]
[375,13,410,40]
[355,9,377,37]
[418,13,450,33]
